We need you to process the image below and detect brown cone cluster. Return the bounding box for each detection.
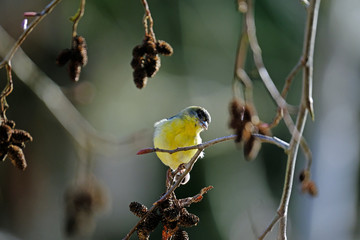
[299,170,318,197]
[131,36,173,89]
[56,35,88,82]
[0,119,33,170]
[229,98,271,160]
[129,186,212,240]
[64,176,108,237]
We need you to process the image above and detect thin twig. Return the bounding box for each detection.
[301,0,320,120]
[137,134,289,156]
[0,62,13,119]
[71,0,86,37]
[0,0,62,68]
[244,0,304,144]
[0,26,140,155]
[258,0,321,239]
[258,213,281,240]
[141,0,156,40]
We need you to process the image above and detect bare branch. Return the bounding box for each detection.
[0,0,62,68]
[137,134,289,156]
[71,0,86,38]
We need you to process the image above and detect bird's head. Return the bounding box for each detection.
[181,106,211,131]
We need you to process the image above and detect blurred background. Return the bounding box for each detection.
[0,0,359,239]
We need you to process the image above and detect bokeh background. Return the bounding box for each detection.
[0,0,359,239]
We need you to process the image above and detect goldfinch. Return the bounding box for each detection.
[153,106,211,171]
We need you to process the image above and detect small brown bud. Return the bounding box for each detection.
[257,122,271,137]
[229,99,253,143]
[129,202,148,218]
[156,40,173,56]
[243,135,261,161]
[7,145,27,170]
[4,120,15,129]
[144,55,161,77]
[133,68,148,89]
[131,57,144,69]
[158,198,173,210]
[140,212,161,233]
[143,39,157,56]
[132,45,146,57]
[299,170,310,182]
[179,208,199,227]
[72,35,88,66]
[56,48,72,66]
[173,229,189,240]
[137,229,150,240]
[68,61,82,82]
[11,129,33,143]
[0,124,13,142]
[301,180,318,197]
[163,207,180,222]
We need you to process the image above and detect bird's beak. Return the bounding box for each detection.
[200,120,208,130]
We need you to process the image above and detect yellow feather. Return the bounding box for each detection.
[153,107,210,170]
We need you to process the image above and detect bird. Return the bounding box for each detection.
[153,106,211,173]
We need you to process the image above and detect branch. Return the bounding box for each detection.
[70,0,86,37]
[258,0,321,239]
[141,0,156,40]
[0,26,137,154]
[0,0,62,68]
[137,134,289,156]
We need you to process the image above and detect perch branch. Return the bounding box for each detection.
[137,134,289,156]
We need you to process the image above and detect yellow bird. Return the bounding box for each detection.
[153,106,211,171]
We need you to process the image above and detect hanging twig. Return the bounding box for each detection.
[71,0,86,38]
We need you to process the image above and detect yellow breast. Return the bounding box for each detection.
[153,116,202,170]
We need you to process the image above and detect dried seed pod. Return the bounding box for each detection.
[68,61,82,82]
[129,202,148,218]
[13,142,26,149]
[156,40,173,56]
[72,35,88,66]
[144,55,160,77]
[132,45,146,58]
[173,229,189,240]
[229,99,253,143]
[133,68,148,89]
[179,208,199,227]
[163,207,180,222]
[0,124,13,142]
[243,135,261,161]
[140,211,161,233]
[7,144,27,170]
[299,169,310,182]
[4,120,15,129]
[56,49,72,66]
[301,180,318,196]
[131,56,144,69]
[257,122,271,137]
[137,229,150,240]
[0,143,8,161]
[158,198,173,210]
[11,129,33,143]
[143,39,157,56]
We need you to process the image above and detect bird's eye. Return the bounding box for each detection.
[196,109,208,123]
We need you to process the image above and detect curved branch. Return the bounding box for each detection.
[0,0,62,68]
